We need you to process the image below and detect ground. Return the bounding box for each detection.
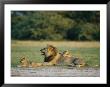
[11,66,100,77]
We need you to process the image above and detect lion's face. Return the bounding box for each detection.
[20,57,26,63]
[19,57,29,66]
[40,45,58,62]
[46,45,56,57]
[40,45,57,57]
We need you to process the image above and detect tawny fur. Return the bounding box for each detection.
[17,57,43,68]
[62,50,85,67]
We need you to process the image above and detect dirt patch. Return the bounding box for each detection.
[11,66,100,77]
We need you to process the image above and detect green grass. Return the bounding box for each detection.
[11,40,100,67]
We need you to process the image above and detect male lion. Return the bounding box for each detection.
[40,45,61,66]
[40,45,85,67]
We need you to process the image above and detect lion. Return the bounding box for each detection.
[40,44,61,66]
[17,57,31,68]
[17,56,43,68]
[62,50,86,67]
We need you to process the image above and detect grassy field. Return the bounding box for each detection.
[11,40,100,67]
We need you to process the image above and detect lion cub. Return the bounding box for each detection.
[62,50,85,67]
[17,57,31,68]
[17,57,43,68]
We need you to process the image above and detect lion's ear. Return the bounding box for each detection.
[47,44,51,47]
[47,44,54,48]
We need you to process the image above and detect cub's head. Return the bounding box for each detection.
[19,57,29,65]
[62,50,72,58]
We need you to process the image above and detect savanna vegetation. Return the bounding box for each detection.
[11,11,100,41]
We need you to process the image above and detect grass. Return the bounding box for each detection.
[11,40,100,67]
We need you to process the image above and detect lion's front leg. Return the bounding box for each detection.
[30,62,43,68]
[43,62,55,66]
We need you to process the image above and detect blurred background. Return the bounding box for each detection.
[11,11,100,41]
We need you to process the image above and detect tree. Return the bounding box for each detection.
[11,11,100,41]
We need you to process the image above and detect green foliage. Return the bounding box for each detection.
[11,11,100,41]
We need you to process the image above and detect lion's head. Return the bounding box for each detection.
[40,44,58,62]
[19,57,30,67]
